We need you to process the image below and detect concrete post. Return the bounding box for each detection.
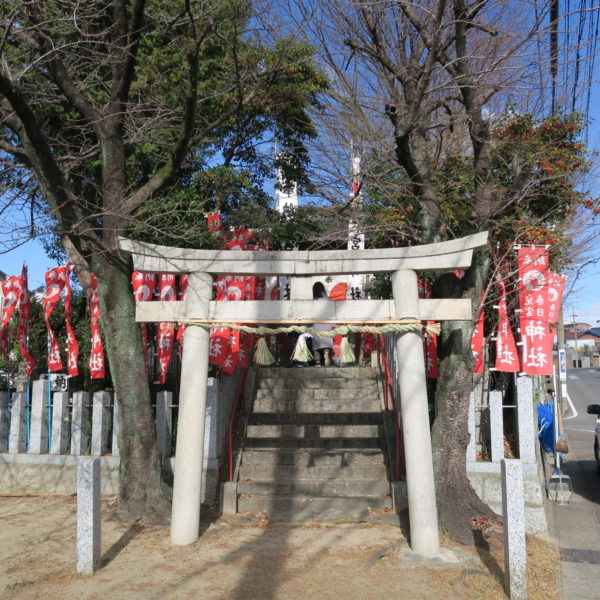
[50,392,70,454]
[112,395,120,457]
[77,457,101,574]
[171,272,213,546]
[71,391,91,455]
[501,459,527,599]
[156,391,173,458]
[391,269,440,557]
[91,391,111,456]
[490,390,504,463]
[29,379,49,454]
[467,391,477,463]
[9,392,27,453]
[515,376,536,464]
[0,391,8,452]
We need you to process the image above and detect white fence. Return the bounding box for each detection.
[0,369,250,500]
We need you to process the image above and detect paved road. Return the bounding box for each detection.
[551,368,600,599]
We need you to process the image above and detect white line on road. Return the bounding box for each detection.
[563,427,595,433]
[568,374,580,380]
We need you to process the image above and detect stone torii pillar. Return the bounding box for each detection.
[170,272,212,545]
[392,270,439,556]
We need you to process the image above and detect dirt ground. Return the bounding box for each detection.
[1,495,561,600]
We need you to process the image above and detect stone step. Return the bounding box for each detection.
[237,479,390,497]
[241,449,386,467]
[257,366,375,380]
[237,495,391,515]
[253,398,379,413]
[249,412,382,426]
[258,379,379,391]
[246,424,380,438]
[255,387,379,402]
[238,463,389,481]
[244,437,381,449]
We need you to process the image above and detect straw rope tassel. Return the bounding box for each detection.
[339,336,355,364]
[291,335,313,363]
[254,336,275,366]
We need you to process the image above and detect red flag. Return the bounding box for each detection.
[494,278,520,372]
[64,264,79,376]
[16,266,36,375]
[471,292,485,374]
[156,274,176,384]
[207,212,224,233]
[42,267,67,371]
[89,273,105,379]
[209,327,229,366]
[418,279,439,378]
[517,246,553,375]
[132,271,156,376]
[176,274,188,360]
[1,276,21,361]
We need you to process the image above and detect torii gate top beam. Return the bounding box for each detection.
[118,232,488,277]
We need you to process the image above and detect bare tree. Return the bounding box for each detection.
[280,0,599,542]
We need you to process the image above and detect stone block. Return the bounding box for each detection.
[71,391,91,455]
[0,391,8,451]
[484,474,503,504]
[29,380,49,454]
[467,472,483,499]
[50,392,70,454]
[391,480,408,512]
[221,482,238,514]
[8,392,27,453]
[502,459,527,600]
[91,391,111,456]
[77,457,101,575]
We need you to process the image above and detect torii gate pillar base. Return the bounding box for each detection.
[171,273,212,546]
[392,270,440,557]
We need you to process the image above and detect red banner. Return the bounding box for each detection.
[156,274,176,384]
[494,278,520,372]
[132,271,156,376]
[418,279,439,378]
[1,275,21,361]
[517,246,553,375]
[64,264,79,376]
[89,273,105,379]
[207,212,224,233]
[471,292,485,374]
[176,274,188,361]
[42,267,67,371]
[16,266,36,375]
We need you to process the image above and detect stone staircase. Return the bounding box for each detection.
[234,366,393,522]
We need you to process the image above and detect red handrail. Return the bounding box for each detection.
[377,334,405,480]
[219,366,248,482]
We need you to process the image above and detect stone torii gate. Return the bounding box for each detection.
[119,231,488,557]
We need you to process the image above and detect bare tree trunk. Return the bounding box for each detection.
[92,254,170,521]
[432,253,497,543]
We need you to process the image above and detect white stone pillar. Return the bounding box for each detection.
[501,459,527,599]
[71,391,91,455]
[156,391,173,458]
[467,391,477,463]
[77,457,101,574]
[29,379,49,454]
[50,392,70,454]
[91,391,111,456]
[391,269,440,557]
[9,392,27,453]
[171,272,212,546]
[0,391,8,452]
